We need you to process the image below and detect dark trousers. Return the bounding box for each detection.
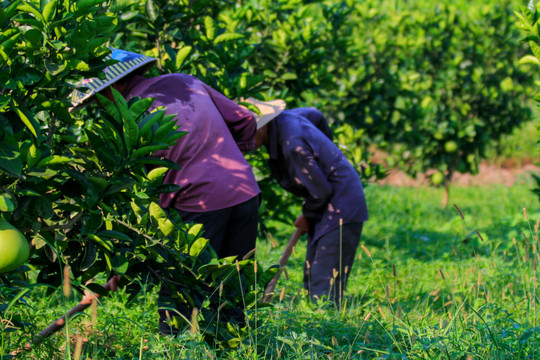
[174,196,259,259]
[303,222,363,304]
[158,196,259,334]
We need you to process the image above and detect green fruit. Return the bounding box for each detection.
[0,220,30,273]
[430,171,444,186]
[444,140,458,153]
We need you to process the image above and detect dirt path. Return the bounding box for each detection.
[378,162,539,187]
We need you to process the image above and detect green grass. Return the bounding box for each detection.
[4,181,540,359]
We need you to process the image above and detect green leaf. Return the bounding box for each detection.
[0,32,21,66]
[72,59,90,71]
[95,94,122,123]
[176,46,192,69]
[159,218,175,236]
[76,0,102,11]
[149,201,167,225]
[145,0,158,21]
[17,189,40,197]
[44,59,67,76]
[519,54,540,65]
[123,116,139,151]
[22,29,43,49]
[189,237,209,258]
[36,155,73,168]
[32,233,48,250]
[128,97,153,120]
[94,15,118,34]
[103,179,136,196]
[147,167,169,181]
[111,88,129,112]
[205,16,216,41]
[17,3,44,22]
[86,282,108,297]
[90,234,114,252]
[13,106,39,138]
[530,40,540,59]
[152,119,177,143]
[197,262,231,281]
[42,0,57,22]
[0,9,6,27]
[0,142,22,177]
[139,110,165,140]
[149,202,175,236]
[0,194,15,212]
[111,255,129,275]
[187,223,203,238]
[81,241,97,271]
[258,265,280,287]
[281,72,297,80]
[214,33,244,45]
[131,157,181,170]
[0,96,10,111]
[131,144,169,158]
[130,201,143,218]
[98,230,132,242]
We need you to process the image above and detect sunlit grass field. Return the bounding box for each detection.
[6,172,540,359]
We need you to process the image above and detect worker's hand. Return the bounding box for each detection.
[294,215,310,234]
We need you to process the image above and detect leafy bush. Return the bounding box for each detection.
[0,0,276,346]
[515,2,540,199]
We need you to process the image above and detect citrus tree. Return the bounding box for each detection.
[350,2,533,207]
[0,0,276,349]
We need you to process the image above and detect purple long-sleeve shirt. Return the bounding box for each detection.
[267,109,368,242]
[124,74,260,212]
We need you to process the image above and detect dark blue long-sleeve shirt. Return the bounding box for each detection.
[266,109,368,242]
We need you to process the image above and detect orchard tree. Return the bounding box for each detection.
[0,0,276,349]
[376,3,532,207]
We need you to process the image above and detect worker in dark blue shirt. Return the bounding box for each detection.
[248,100,369,304]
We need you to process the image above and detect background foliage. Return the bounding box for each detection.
[113,0,534,207]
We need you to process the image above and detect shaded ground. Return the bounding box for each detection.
[379,161,539,187]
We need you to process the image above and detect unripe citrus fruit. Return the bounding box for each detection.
[0,220,30,273]
[430,171,444,186]
[444,141,458,153]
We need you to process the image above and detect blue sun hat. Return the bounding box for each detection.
[70,48,157,111]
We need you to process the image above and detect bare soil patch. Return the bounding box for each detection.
[378,161,539,187]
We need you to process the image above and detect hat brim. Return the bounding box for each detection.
[70,50,157,112]
[241,97,286,129]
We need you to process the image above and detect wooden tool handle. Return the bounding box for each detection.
[264,228,305,302]
[36,275,120,340]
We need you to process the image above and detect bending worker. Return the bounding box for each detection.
[246,98,369,304]
[72,49,261,334]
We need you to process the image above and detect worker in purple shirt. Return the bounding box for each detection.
[125,74,262,333]
[72,49,261,334]
[124,73,261,257]
[247,99,369,304]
